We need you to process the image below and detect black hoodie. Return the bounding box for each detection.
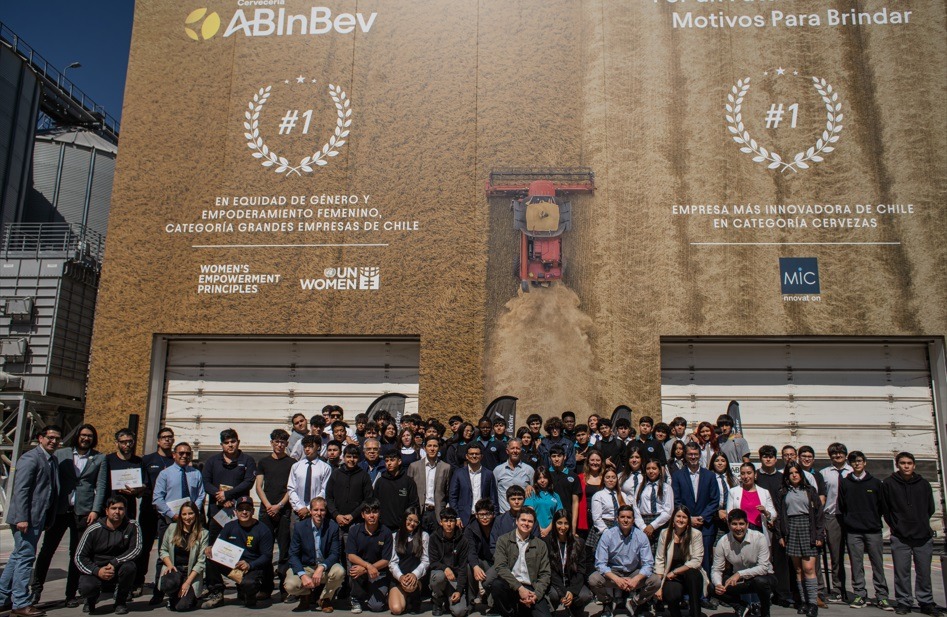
[325,464,374,523]
[882,471,935,545]
[429,527,469,593]
[374,468,420,530]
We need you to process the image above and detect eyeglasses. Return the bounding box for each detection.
[175,451,193,457]
[118,440,135,445]
[476,512,494,518]
[159,435,175,441]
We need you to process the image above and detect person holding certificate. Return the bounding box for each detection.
[205,496,273,609]
[153,444,205,523]
[106,429,145,521]
[157,502,208,611]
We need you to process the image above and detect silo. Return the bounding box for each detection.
[0,42,41,228]
[26,128,116,238]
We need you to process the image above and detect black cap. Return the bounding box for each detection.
[235,496,254,508]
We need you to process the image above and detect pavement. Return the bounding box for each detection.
[1,531,945,617]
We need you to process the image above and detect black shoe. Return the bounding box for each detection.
[82,601,95,615]
[64,599,80,609]
[149,593,166,606]
[772,596,793,608]
[432,607,444,617]
[921,606,944,617]
[805,604,819,617]
[115,605,129,616]
[700,598,719,610]
[896,608,911,616]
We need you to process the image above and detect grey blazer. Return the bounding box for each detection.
[53,448,108,516]
[5,446,58,528]
[407,459,452,518]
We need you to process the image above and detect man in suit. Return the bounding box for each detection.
[32,423,108,607]
[284,497,344,612]
[671,442,720,587]
[0,424,62,617]
[449,443,499,527]
[408,436,452,532]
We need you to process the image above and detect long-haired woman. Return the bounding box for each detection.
[619,447,645,503]
[577,450,605,540]
[710,452,737,535]
[653,505,706,617]
[691,421,719,468]
[524,467,564,537]
[399,427,420,468]
[389,507,430,615]
[776,462,825,617]
[728,462,776,538]
[590,468,624,533]
[445,422,474,467]
[545,509,593,617]
[667,440,687,474]
[158,501,208,611]
[633,460,673,550]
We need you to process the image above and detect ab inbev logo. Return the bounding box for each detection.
[780,257,822,302]
[300,267,380,291]
[184,5,377,41]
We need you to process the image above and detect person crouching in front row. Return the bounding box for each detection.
[489,507,553,617]
[157,501,208,611]
[204,496,273,609]
[74,496,142,615]
[284,497,344,612]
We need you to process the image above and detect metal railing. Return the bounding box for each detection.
[0,21,120,141]
[0,223,105,263]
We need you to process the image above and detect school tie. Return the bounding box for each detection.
[649,482,658,513]
[633,473,640,493]
[304,461,313,504]
[718,474,727,507]
[180,466,189,500]
[610,491,619,515]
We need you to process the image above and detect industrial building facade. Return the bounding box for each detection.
[83,0,945,515]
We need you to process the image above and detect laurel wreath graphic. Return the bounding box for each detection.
[726,77,843,173]
[244,84,352,176]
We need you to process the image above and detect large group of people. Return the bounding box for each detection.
[0,408,942,617]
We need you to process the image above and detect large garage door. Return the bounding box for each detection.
[160,337,419,456]
[661,339,942,533]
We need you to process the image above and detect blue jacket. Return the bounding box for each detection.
[449,466,499,526]
[671,467,720,536]
[288,517,342,575]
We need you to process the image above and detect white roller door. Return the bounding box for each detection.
[661,339,942,533]
[160,337,419,456]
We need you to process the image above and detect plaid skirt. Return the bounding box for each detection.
[786,514,817,557]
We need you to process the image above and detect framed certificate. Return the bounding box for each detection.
[213,508,236,527]
[166,497,190,516]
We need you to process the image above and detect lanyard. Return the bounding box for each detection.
[558,540,568,574]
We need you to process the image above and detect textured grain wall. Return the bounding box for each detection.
[86,0,947,438]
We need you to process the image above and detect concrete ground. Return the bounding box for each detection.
[1,533,944,617]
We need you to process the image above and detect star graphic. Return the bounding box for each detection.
[296,75,306,84]
[763,71,769,76]
[284,80,289,84]
[776,67,786,76]
[793,70,799,76]
[311,78,318,83]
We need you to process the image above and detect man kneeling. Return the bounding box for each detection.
[284,497,344,612]
[589,505,660,617]
[74,497,142,615]
[712,508,776,617]
[490,507,553,617]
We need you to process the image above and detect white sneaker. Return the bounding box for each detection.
[627,593,640,615]
[350,599,362,614]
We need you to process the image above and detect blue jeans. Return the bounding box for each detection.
[0,525,42,608]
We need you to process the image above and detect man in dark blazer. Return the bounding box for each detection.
[671,442,720,579]
[449,443,499,527]
[408,436,453,532]
[32,423,108,607]
[284,497,344,611]
[0,424,62,617]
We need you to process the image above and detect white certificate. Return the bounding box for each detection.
[165,497,190,516]
[110,468,143,490]
[213,508,236,527]
[211,538,244,569]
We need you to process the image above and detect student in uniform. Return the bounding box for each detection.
[428,507,470,617]
[709,453,737,537]
[524,467,563,538]
[633,459,673,552]
[775,463,825,617]
[618,447,644,504]
[820,442,852,604]
[545,509,592,617]
[388,507,429,615]
[345,499,393,614]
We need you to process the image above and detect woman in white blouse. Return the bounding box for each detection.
[727,462,776,542]
[590,468,625,533]
[389,507,430,615]
[633,460,674,547]
[619,447,645,503]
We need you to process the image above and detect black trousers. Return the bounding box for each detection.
[157,571,199,611]
[135,503,161,588]
[489,579,552,617]
[259,506,291,593]
[715,575,776,617]
[78,562,138,606]
[204,513,226,593]
[32,512,89,600]
[662,570,704,617]
[548,584,592,617]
